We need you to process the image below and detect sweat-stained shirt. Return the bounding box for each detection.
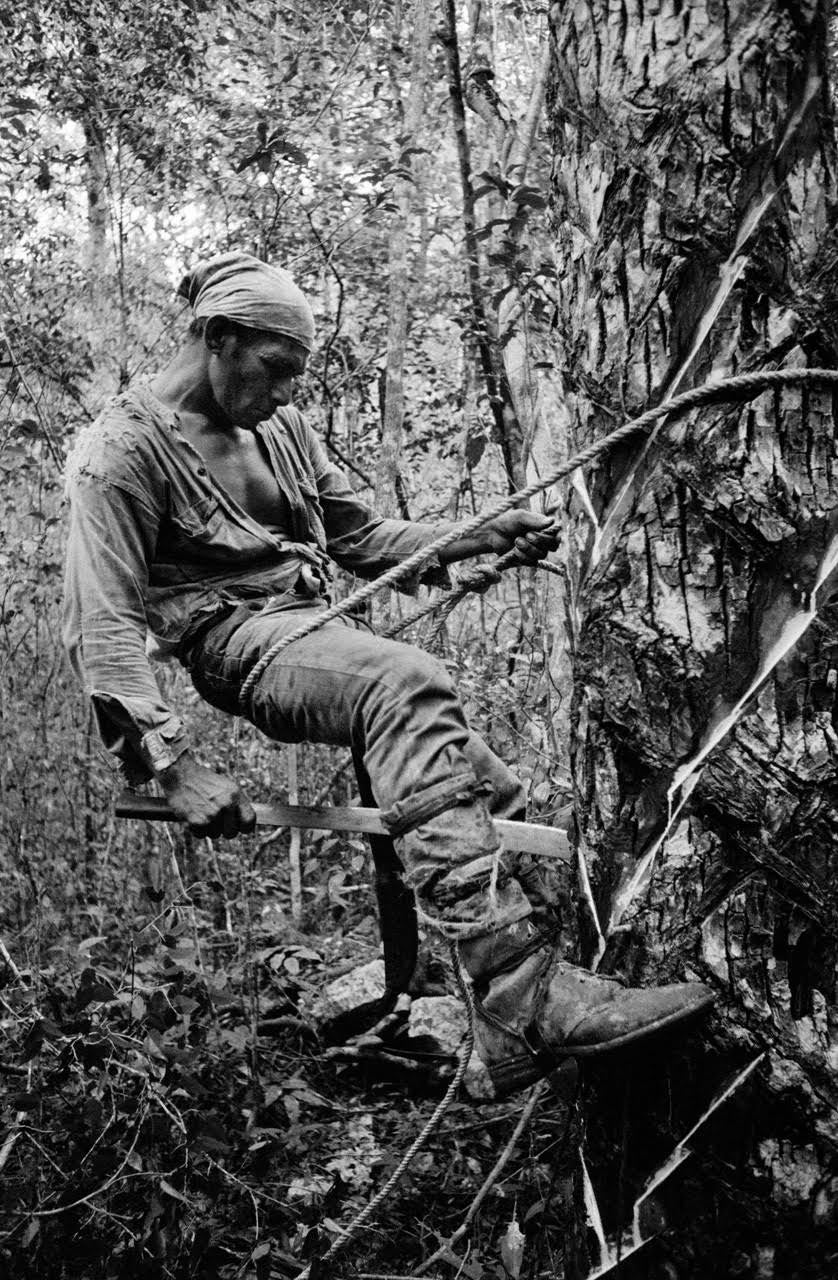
[62,384,453,783]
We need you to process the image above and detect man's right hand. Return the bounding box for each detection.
[158,752,256,838]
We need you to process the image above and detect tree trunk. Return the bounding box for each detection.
[439,0,528,491]
[550,1,838,1273]
[83,113,108,300]
[373,2,432,516]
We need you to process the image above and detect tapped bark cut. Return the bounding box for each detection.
[551,0,838,1272]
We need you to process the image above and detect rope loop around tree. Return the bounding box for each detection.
[239,366,838,707]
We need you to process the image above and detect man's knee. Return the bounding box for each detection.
[371,640,460,711]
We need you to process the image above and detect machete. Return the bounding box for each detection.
[115,790,571,862]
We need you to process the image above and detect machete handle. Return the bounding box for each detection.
[115,794,182,820]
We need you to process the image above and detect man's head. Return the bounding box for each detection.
[201,319,309,428]
[178,252,314,427]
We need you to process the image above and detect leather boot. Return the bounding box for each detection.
[395,800,714,1099]
[457,907,714,1097]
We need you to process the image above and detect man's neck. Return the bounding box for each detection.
[149,343,230,433]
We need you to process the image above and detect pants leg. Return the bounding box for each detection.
[183,600,524,846]
[462,733,526,820]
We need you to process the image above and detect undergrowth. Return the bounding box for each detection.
[0,778,576,1278]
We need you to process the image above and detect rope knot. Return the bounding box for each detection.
[457,565,503,595]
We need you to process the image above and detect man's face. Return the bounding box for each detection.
[208,327,309,429]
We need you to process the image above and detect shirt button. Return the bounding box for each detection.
[197,467,207,476]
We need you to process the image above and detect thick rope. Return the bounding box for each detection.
[294,942,477,1278]
[238,367,838,1267]
[382,563,502,640]
[239,367,838,705]
[383,560,507,640]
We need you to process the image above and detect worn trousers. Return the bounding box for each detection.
[180,600,527,912]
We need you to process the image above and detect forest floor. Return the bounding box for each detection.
[0,826,585,1280]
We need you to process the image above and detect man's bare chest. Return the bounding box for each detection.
[179,420,286,526]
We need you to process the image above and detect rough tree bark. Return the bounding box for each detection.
[550,1,838,1274]
[373,1,432,516]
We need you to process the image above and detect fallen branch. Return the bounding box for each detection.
[0,1117,25,1176]
[0,937,24,983]
[412,1079,546,1276]
[320,1043,454,1082]
[0,1060,34,1176]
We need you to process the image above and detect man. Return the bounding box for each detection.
[63,252,712,1099]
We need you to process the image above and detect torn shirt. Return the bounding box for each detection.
[62,385,454,782]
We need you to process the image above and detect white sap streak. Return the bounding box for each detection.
[591,265,745,569]
[585,1234,654,1279]
[606,789,674,938]
[606,772,700,938]
[668,524,838,803]
[590,256,750,571]
[584,1057,765,1278]
[577,842,607,965]
[630,1054,764,1244]
[581,1148,609,1271]
[680,1052,765,1146]
[669,610,813,798]
[572,468,601,536]
[813,530,838,597]
[631,1148,693,1246]
[607,527,838,937]
[590,59,823,573]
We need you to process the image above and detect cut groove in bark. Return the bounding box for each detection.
[552,0,838,1270]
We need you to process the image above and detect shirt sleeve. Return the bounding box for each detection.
[303,423,455,592]
[62,472,191,782]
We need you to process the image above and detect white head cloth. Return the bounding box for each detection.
[178,251,315,352]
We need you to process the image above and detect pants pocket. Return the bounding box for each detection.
[179,603,255,716]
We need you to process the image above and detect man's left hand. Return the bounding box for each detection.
[439,509,559,566]
[481,510,559,563]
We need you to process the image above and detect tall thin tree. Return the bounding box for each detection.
[374,2,433,517]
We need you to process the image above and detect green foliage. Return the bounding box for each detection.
[0,0,567,1273]
[1,906,347,1276]
[0,827,571,1278]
